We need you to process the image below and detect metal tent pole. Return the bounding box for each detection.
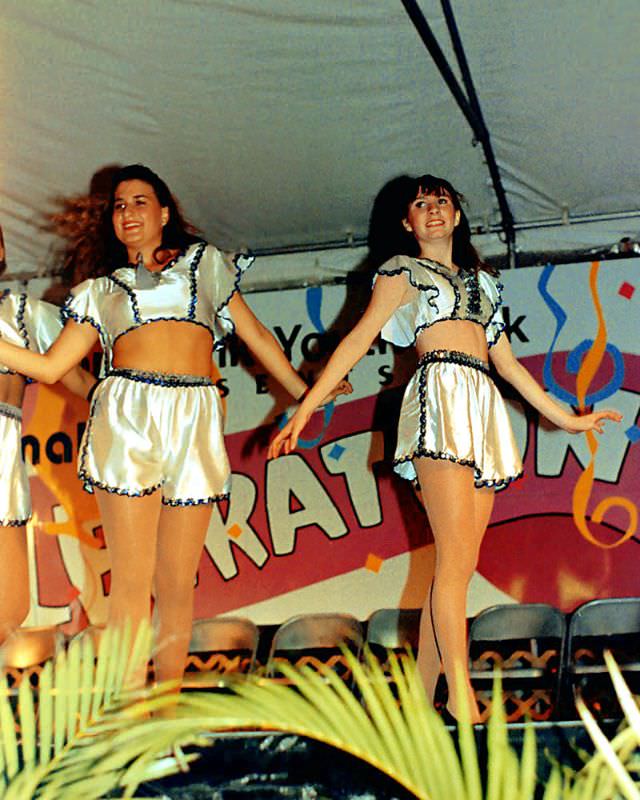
[400,0,518,266]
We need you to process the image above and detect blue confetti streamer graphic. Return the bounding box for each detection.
[539,263,624,405]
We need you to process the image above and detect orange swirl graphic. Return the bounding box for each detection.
[571,262,637,548]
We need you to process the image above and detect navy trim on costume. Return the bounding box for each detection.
[188,241,206,320]
[484,278,506,348]
[463,271,481,317]
[162,493,229,507]
[213,247,246,317]
[417,349,490,375]
[108,368,214,388]
[208,246,255,351]
[16,293,30,350]
[0,402,22,421]
[78,470,229,506]
[108,274,141,324]
[0,516,31,528]
[61,305,105,338]
[394,448,522,489]
[400,346,520,491]
[376,265,441,300]
[79,471,163,499]
[379,258,506,349]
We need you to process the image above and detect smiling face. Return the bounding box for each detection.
[111,179,169,260]
[402,188,460,255]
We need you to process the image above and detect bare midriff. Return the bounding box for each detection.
[111,320,216,377]
[0,372,26,407]
[415,319,488,362]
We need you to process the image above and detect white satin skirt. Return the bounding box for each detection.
[0,403,31,526]
[79,369,230,505]
[393,350,522,489]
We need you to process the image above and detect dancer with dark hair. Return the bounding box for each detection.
[0,223,95,644]
[269,174,621,722]
[0,165,349,683]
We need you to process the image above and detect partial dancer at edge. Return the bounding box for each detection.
[0,223,95,644]
[269,174,621,723]
[0,165,349,685]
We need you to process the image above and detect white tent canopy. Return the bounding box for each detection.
[2,1,638,278]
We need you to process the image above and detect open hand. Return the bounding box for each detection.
[268,406,314,459]
[562,409,622,434]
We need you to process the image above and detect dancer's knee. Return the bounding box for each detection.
[435,548,479,584]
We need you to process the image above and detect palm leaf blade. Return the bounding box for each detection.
[0,674,19,780]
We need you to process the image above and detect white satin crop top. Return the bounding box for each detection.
[62,242,252,371]
[0,290,63,375]
[374,254,505,348]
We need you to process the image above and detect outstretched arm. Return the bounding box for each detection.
[489,333,622,432]
[268,273,408,457]
[228,292,353,404]
[227,293,308,400]
[0,320,98,385]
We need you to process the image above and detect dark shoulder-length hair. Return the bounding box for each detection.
[101,164,201,274]
[367,173,495,275]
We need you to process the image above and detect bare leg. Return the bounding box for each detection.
[152,503,213,685]
[414,459,494,722]
[0,525,29,644]
[95,490,162,653]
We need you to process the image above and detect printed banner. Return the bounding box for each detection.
[19,258,640,631]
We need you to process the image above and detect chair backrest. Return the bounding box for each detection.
[366,608,420,651]
[187,617,260,675]
[564,597,640,721]
[269,613,363,655]
[568,598,640,641]
[267,613,364,681]
[470,603,565,643]
[468,603,566,723]
[0,626,65,669]
[189,617,259,654]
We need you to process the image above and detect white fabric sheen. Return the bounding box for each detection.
[394,357,522,488]
[62,243,244,372]
[374,255,504,349]
[0,407,30,525]
[0,291,63,373]
[80,374,230,504]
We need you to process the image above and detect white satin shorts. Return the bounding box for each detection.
[393,350,522,489]
[0,402,31,526]
[79,369,231,505]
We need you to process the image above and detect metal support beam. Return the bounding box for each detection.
[400,0,518,266]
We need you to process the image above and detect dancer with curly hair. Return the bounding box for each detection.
[0,165,348,683]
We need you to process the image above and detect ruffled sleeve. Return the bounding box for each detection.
[373,255,441,347]
[478,270,505,348]
[204,245,255,348]
[61,278,103,334]
[24,296,64,353]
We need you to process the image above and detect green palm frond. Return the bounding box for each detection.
[171,648,539,800]
[0,621,205,800]
[569,651,640,800]
[2,625,640,799]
